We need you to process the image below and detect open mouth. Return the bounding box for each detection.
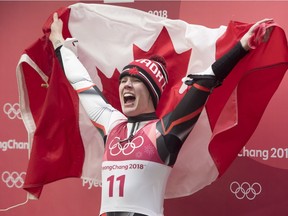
[123,93,136,104]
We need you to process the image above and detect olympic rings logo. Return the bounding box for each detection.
[1,171,26,188]
[109,136,144,156]
[230,181,262,200]
[3,103,22,120]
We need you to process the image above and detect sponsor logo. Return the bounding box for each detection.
[230,181,262,200]
[1,171,26,188]
[3,103,21,120]
[0,139,29,151]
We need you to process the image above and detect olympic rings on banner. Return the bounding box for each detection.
[1,171,26,188]
[3,103,21,120]
[109,136,144,156]
[230,181,262,200]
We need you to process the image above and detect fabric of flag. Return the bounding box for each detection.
[16,3,288,199]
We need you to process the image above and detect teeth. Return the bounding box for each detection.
[123,92,135,104]
[124,93,134,97]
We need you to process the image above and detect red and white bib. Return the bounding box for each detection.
[100,121,172,216]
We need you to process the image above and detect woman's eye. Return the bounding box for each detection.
[120,79,127,84]
[132,78,141,83]
[119,77,141,84]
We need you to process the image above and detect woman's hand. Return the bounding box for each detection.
[240,18,274,51]
[49,12,65,49]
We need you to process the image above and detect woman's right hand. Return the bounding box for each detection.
[49,12,65,49]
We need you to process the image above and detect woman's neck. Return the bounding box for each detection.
[127,112,158,123]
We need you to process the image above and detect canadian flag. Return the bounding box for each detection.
[16,3,288,199]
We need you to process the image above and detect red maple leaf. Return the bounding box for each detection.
[97,27,192,117]
[97,67,122,111]
[128,67,139,75]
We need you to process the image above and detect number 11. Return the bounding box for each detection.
[107,175,125,197]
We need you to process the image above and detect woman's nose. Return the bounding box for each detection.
[124,79,133,88]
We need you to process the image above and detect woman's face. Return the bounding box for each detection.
[119,76,155,117]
